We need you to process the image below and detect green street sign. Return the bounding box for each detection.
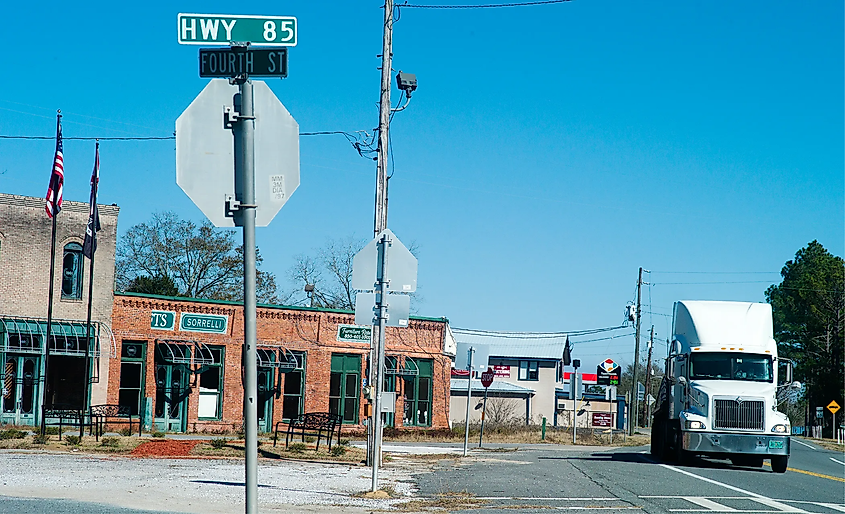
[151,310,176,331]
[178,13,297,47]
[179,313,229,334]
[337,324,371,343]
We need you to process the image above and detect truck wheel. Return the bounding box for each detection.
[771,456,788,473]
[673,422,689,464]
[651,419,663,458]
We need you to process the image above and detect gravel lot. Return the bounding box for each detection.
[0,450,419,513]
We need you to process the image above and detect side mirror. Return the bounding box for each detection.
[678,376,688,386]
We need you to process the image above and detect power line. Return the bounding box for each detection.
[0,131,363,141]
[651,271,779,275]
[452,325,628,338]
[399,0,570,8]
[652,281,775,285]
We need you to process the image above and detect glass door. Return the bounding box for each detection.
[154,362,189,432]
[257,368,274,433]
[1,355,39,426]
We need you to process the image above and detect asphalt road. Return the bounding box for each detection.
[413,439,845,513]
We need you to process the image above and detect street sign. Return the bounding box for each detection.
[455,343,490,372]
[637,382,645,402]
[352,229,417,293]
[828,401,841,414]
[596,358,621,386]
[176,79,300,227]
[199,48,287,78]
[178,13,298,47]
[354,292,410,328]
[816,406,824,419]
[481,368,495,388]
[646,394,656,406]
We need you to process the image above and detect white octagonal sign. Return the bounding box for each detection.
[176,79,300,227]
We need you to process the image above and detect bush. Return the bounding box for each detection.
[119,427,133,437]
[32,434,49,445]
[45,427,60,435]
[100,436,120,448]
[304,436,316,443]
[288,442,307,454]
[338,439,350,446]
[210,438,228,449]
[0,429,27,440]
[330,445,347,457]
[151,431,166,438]
[64,435,81,446]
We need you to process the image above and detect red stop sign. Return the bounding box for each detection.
[481,368,495,388]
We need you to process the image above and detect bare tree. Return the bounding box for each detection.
[284,235,422,310]
[116,211,279,304]
[484,397,522,425]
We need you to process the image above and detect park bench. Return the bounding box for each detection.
[273,412,342,451]
[90,404,141,438]
[42,404,94,440]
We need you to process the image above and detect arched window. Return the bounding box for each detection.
[61,242,83,299]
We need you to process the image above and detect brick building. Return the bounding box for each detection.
[109,292,452,433]
[0,193,119,425]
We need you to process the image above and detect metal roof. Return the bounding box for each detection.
[451,329,566,360]
[450,378,535,395]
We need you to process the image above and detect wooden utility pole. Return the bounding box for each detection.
[645,325,654,428]
[628,267,643,435]
[369,0,394,488]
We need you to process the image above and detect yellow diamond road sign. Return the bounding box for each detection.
[827,401,840,414]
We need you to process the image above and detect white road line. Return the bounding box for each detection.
[829,457,845,465]
[475,497,620,501]
[657,464,809,513]
[790,439,817,450]
[684,497,737,511]
[814,503,845,512]
[749,497,807,512]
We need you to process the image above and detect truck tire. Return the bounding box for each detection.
[731,455,764,468]
[771,456,788,473]
[651,419,664,458]
[672,421,688,464]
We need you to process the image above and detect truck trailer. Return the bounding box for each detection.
[650,301,797,473]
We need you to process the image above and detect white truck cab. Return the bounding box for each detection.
[650,301,797,473]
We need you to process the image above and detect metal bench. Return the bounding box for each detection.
[90,404,140,438]
[42,405,94,440]
[273,412,342,451]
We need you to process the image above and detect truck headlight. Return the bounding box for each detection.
[686,420,706,430]
[771,424,788,433]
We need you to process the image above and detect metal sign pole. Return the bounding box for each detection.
[235,77,259,514]
[478,387,488,448]
[463,347,474,457]
[371,232,390,492]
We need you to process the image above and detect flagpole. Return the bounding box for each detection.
[80,140,99,439]
[41,110,61,436]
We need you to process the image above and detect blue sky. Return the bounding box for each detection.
[1,1,842,370]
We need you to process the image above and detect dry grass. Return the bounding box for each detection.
[798,437,845,451]
[194,439,366,463]
[0,433,144,453]
[384,425,643,447]
[394,491,487,512]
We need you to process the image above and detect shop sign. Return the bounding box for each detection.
[337,324,371,343]
[596,358,620,385]
[592,412,613,428]
[179,313,228,334]
[493,365,511,377]
[151,310,176,331]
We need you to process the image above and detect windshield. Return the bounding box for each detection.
[689,352,773,382]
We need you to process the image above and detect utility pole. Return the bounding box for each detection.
[628,267,643,436]
[369,0,394,485]
[644,325,654,428]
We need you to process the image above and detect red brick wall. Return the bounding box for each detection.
[109,294,450,433]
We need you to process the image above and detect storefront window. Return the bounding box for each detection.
[282,352,306,421]
[118,341,146,416]
[403,358,433,427]
[198,347,224,420]
[329,354,360,424]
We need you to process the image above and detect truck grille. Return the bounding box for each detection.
[714,398,764,430]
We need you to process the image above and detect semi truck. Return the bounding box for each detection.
[650,301,799,473]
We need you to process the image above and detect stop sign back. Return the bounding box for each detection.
[481,368,495,388]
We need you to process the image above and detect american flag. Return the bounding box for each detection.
[45,115,64,218]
